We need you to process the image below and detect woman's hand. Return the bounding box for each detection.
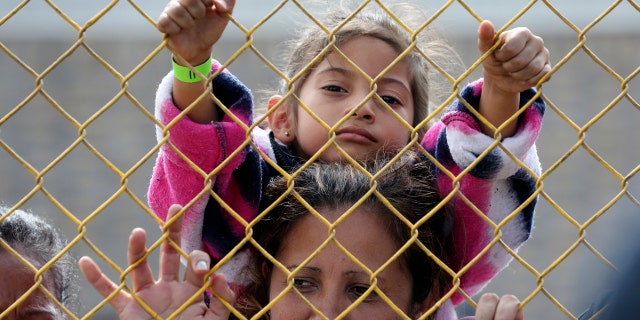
[79,204,235,320]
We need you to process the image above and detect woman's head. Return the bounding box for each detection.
[241,154,452,319]
[267,2,457,162]
[0,207,76,319]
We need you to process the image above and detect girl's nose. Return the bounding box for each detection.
[350,97,377,122]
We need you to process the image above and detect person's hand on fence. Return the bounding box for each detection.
[474,293,524,320]
[478,20,551,93]
[476,19,551,137]
[157,0,236,66]
[79,204,235,320]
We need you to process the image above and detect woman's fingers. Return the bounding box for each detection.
[182,251,235,319]
[127,228,155,291]
[160,204,185,282]
[207,273,236,319]
[183,250,210,287]
[78,256,131,314]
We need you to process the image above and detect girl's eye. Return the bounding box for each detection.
[322,85,346,93]
[381,95,402,106]
[348,284,379,302]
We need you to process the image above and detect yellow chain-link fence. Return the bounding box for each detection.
[1,1,638,319]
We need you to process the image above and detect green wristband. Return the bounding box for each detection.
[172,57,212,83]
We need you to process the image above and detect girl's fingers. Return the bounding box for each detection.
[127,228,155,291]
[496,26,543,63]
[157,1,193,34]
[526,59,552,85]
[477,20,497,55]
[501,35,547,72]
[494,294,523,320]
[475,293,523,320]
[475,293,500,320]
[213,0,235,14]
[160,0,198,33]
[485,25,550,86]
[180,0,208,20]
[156,13,178,34]
[78,256,131,314]
[160,204,185,282]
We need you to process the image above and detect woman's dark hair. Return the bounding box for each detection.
[0,207,78,316]
[238,153,452,319]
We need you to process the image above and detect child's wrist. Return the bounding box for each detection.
[172,56,212,83]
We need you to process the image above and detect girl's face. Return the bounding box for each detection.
[287,36,415,162]
[0,250,62,320]
[268,207,424,319]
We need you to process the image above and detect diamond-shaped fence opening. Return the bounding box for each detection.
[0,1,638,319]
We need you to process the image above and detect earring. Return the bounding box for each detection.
[284,131,290,137]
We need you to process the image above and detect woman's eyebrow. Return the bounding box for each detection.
[287,264,322,275]
[344,270,386,285]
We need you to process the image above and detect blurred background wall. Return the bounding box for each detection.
[1,1,638,319]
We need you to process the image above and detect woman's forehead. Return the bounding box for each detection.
[279,208,401,265]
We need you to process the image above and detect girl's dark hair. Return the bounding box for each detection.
[0,207,78,316]
[238,153,452,319]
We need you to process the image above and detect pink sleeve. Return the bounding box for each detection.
[423,79,544,304]
[147,64,247,253]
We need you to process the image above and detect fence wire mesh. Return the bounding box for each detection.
[1,1,638,319]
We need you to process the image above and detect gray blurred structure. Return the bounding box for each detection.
[1,1,639,39]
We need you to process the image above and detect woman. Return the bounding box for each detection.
[0,207,77,319]
[237,154,523,319]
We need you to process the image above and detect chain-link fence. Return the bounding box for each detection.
[1,1,638,319]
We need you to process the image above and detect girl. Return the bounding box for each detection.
[150,0,549,313]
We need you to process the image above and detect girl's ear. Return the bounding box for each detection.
[414,291,437,319]
[267,95,295,143]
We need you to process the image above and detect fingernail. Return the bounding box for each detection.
[196,260,208,271]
